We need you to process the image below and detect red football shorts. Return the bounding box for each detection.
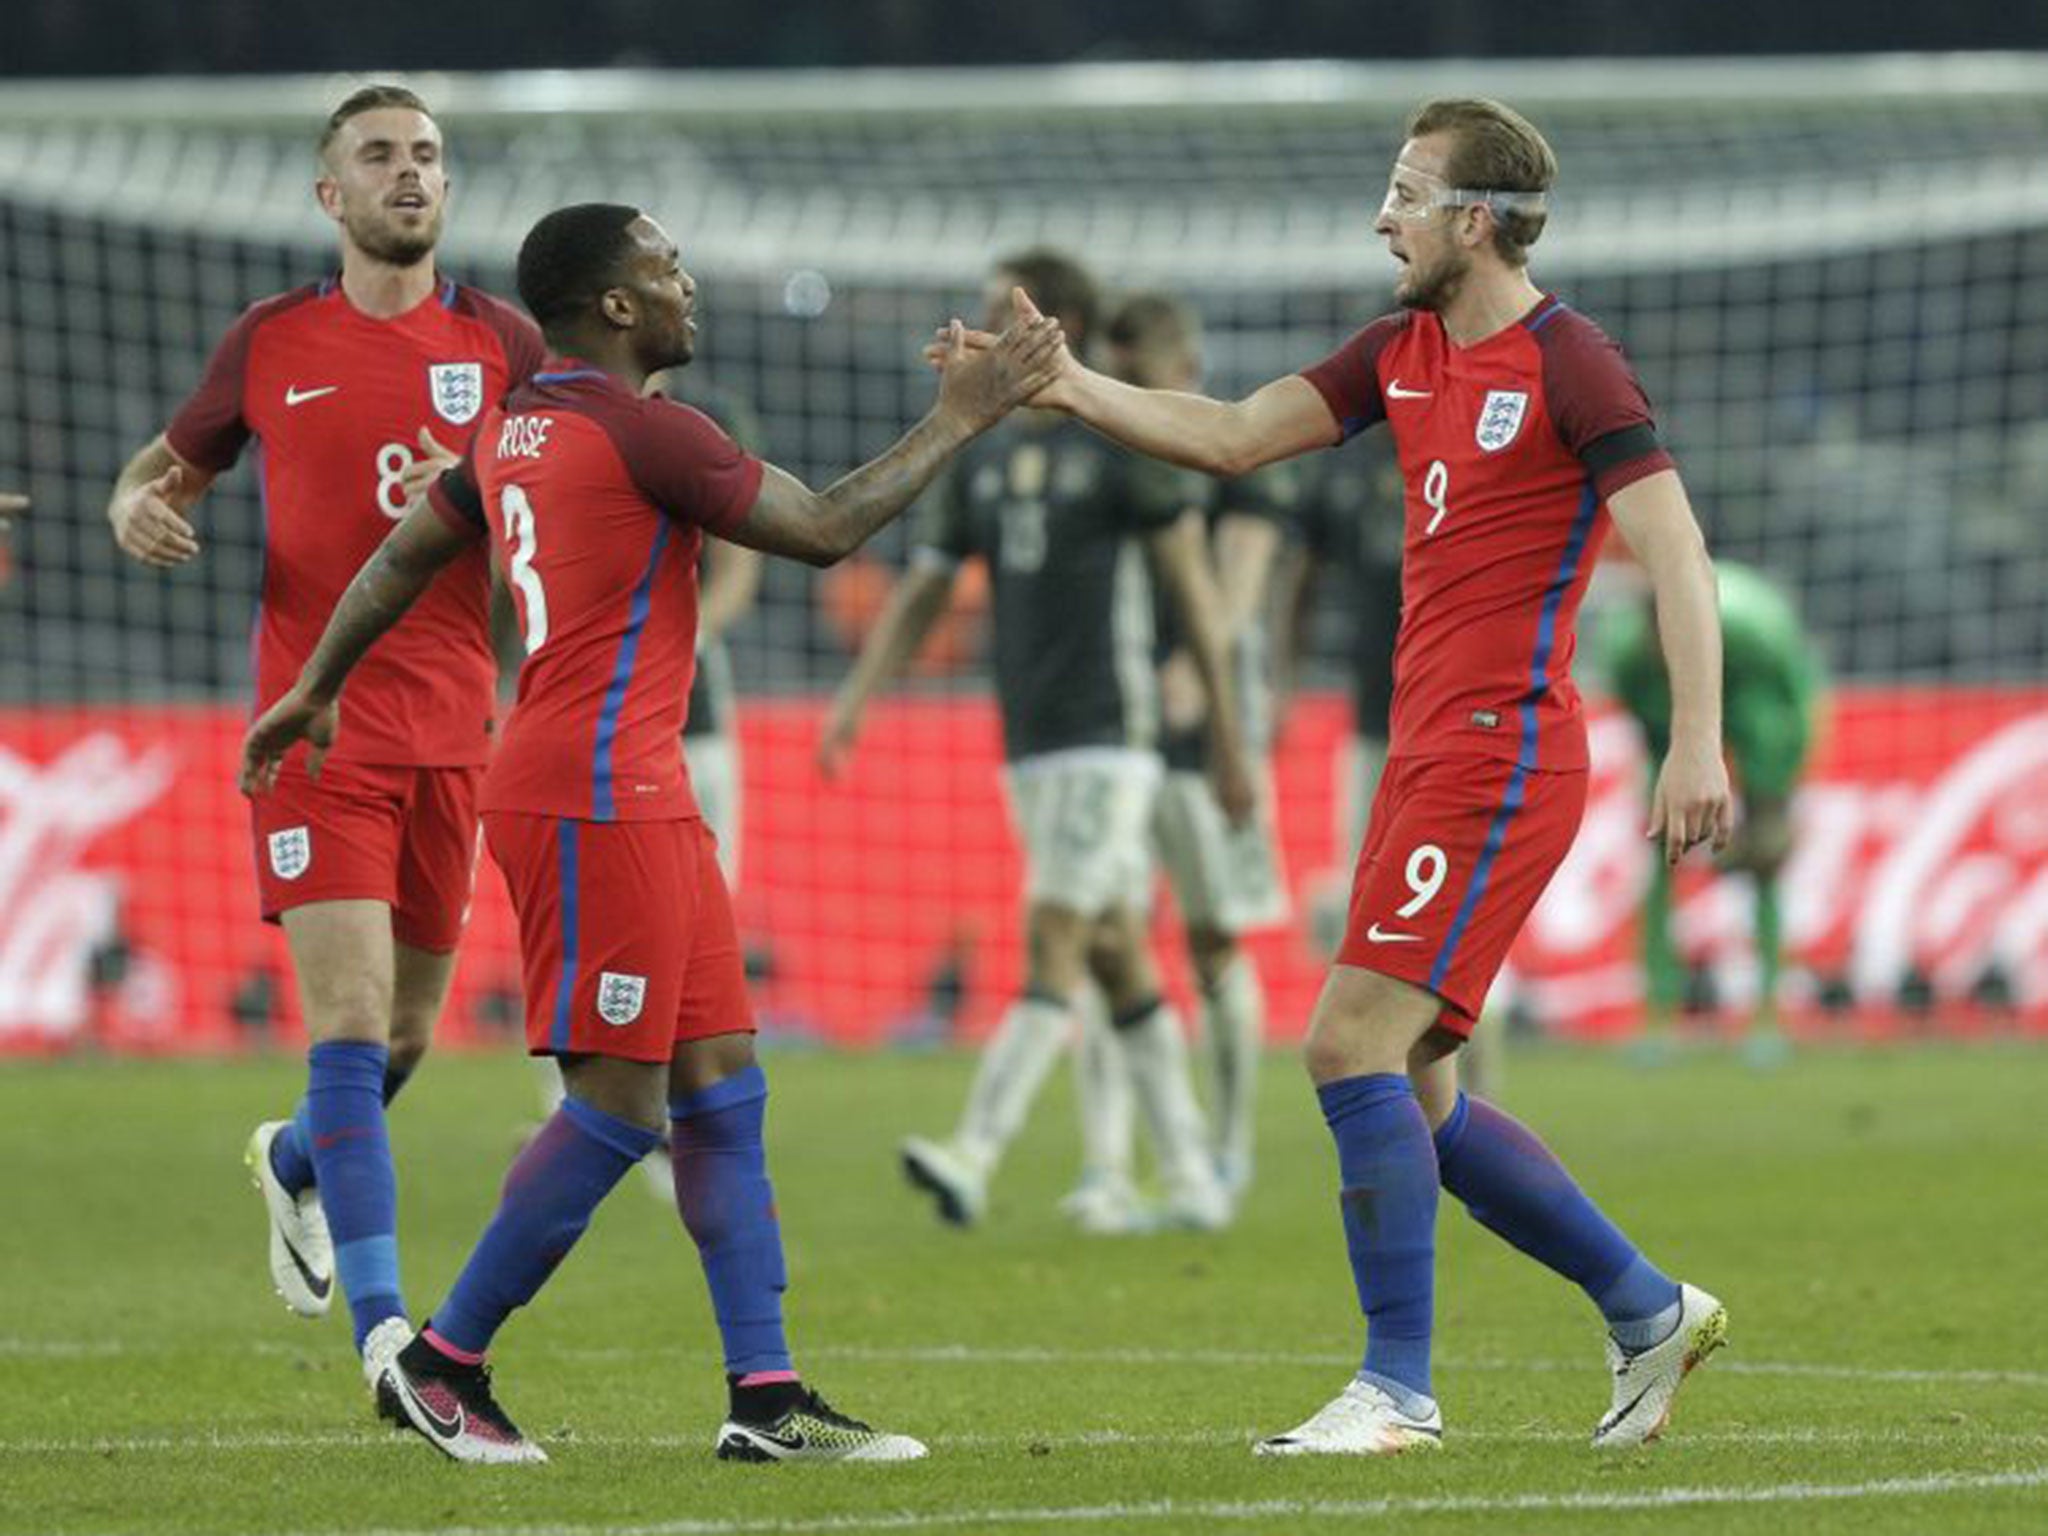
[484,812,755,1063]
[1337,754,1588,1033]
[250,757,484,953]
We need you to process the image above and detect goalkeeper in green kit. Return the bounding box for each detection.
[1592,560,1824,1065]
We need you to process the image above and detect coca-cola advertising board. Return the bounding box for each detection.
[3,689,2044,1054]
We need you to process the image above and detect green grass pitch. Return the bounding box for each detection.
[3,1042,2045,1534]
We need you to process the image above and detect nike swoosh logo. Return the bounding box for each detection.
[280,1230,331,1300]
[750,1428,808,1453]
[1386,381,1432,400]
[406,1382,465,1441]
[1605,1383,1655,1429]
[285,385,339,406]
[1366,923,1422,943]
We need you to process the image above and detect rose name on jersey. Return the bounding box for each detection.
[497,415,555,461]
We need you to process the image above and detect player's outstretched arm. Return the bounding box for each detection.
[1608,470,1735,865]
[107,435,215,568]
[240,502,480,793]
[725,315,1063,569]
[818,561,957,778]
[936,289,1339,479]
[1149,515,1257,823]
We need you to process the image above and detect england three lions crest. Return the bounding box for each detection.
[267,826,311,881]
[429,362,485,426]
[1476,389,1529,453]
[597,971,647,1027]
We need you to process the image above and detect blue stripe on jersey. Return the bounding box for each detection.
[437,276,458,308]
[1428,478,1601,992]
[550,819,581,1054]
[591,521,674,821]
[1524,297,1568,334]
[534,369,608,385]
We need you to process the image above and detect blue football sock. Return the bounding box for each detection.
[670,1065,792,1377]
[1434,1092,1680,1339]
[303,1040,408,1351]
[430,1097,659,1358]
[1318,1072,1439,1402]
[269,1053,417,1198]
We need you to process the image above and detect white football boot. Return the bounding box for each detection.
[1257,1376,1444,1456]
[361,1315,412,1426]
[1592,1282,1728,1448]
[244,1121,333,1318]
[899,1136,988,1227]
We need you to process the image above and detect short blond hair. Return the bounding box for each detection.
[1407,98,1557,265]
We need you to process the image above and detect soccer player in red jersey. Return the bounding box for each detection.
[941,98,1736,1454]
[104,86,545,1391]
[242,203,1063,1463]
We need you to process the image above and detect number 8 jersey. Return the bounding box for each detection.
[1299,295,1674,772]
[168,276,544,766]
[429,363,764,823]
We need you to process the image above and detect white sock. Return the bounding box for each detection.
[954,993,1073,1173]
[1071,990,1135,1187]
[1114,1001,1223,1206]
[1202,953,1265,1185]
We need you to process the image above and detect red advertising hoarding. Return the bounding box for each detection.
[4,689,2045,1054]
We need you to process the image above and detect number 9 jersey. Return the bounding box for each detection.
[428,363,763,824]
[167,277,545,766]
[1298,296,1676,1027]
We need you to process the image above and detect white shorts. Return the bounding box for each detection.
[1152,766,1289,934]
[683,731,742,889]
[1003,747,1162,918]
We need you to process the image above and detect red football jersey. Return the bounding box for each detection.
[1300,296,1674,772]
[429,365,764,822]
[167,276,545,766]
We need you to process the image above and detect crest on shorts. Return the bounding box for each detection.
[428,362,485,426]
[596,971,647,1027]
[268,826,311,881]
[1476,389,1529,452]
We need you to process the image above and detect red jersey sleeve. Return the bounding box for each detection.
[454,286,548,395]
[1298,314,1409,442]
[612,398,766,535]
[163,304,263,471]
[1535,312,1677,500]
[426,440,488,537]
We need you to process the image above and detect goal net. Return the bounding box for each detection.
[4,56,2046,1050]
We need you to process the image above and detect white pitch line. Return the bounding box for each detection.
[0,1430,390,1454]
[6,1425,2043,1457]
[297,1467,2048,1536]
[8,1338,2048,1389]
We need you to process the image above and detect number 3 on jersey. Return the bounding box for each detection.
[501,484,549,654]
